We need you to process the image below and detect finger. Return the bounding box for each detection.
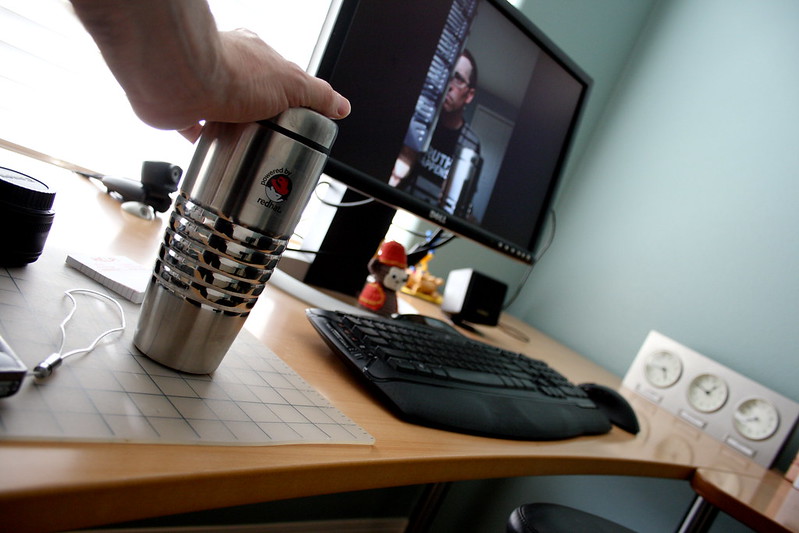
[305,78,351,119]
[178,123,204,143]
[334,93,352,119]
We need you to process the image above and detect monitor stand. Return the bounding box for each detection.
[290,189,397,297]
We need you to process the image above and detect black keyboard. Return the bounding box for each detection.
[306,309,612,440]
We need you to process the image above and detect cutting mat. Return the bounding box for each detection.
[0,247,374,446]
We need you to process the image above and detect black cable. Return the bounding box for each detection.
[413,228,453,251]
[401,227,430,239]
[502,208,557,310]
[533,208,558,263]
[75,170,105,180]
[284,246,338,256]
[406,228,456,266]
[287,211,455,262]
[497,322,530,343]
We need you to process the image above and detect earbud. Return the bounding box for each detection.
[33,353,63,379]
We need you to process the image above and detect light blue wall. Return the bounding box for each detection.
[510,0,799,468]
[430,1,797,531]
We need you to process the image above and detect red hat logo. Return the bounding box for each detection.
[264,174,292,203]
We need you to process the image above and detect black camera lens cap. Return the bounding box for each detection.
[0,166,56,212]
[0,166,56,266]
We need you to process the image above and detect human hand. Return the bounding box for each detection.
[175,29,351,142]
[70,0,350,143]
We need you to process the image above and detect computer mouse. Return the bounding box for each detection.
[579,383,640,435]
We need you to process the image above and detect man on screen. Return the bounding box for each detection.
[390,50,481,212]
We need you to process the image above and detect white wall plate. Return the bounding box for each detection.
[623,331,798,467]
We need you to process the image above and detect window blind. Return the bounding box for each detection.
[0,0,331,179]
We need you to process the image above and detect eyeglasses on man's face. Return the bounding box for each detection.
[450,71,471,89]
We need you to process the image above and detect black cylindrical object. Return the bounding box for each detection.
[0,167,56,266]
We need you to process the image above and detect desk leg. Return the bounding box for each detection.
[676,495,719,533]
[404,482,452,533]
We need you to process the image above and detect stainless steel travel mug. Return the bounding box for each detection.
[134,108,337,373]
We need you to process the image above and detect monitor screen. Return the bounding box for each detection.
[312,0,590,265]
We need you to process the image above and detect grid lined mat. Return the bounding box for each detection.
[0,248,374,446]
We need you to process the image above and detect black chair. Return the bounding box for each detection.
[507,503,637,533]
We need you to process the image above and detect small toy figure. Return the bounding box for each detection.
[402,251,444,304]
[358,241,408,316]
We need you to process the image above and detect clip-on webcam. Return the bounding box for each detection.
[97,161,183,220]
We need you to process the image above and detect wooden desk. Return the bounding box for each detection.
[0,165,791,532]
[692,468,799,533]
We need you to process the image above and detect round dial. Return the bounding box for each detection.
[687,373,729,413]
[733,398,780,441]
[644,350,683,388]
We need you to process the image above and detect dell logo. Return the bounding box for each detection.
[429,210,447,224]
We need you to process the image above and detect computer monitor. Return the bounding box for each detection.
[289,0,590,297]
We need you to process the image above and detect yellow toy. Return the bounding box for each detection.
[402,251,444,304]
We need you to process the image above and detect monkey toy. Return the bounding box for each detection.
[357,241,408,316]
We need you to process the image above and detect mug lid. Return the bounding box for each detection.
[259,108,338,154]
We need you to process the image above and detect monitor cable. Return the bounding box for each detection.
[406,228,456,266]
[502,208,557,311]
